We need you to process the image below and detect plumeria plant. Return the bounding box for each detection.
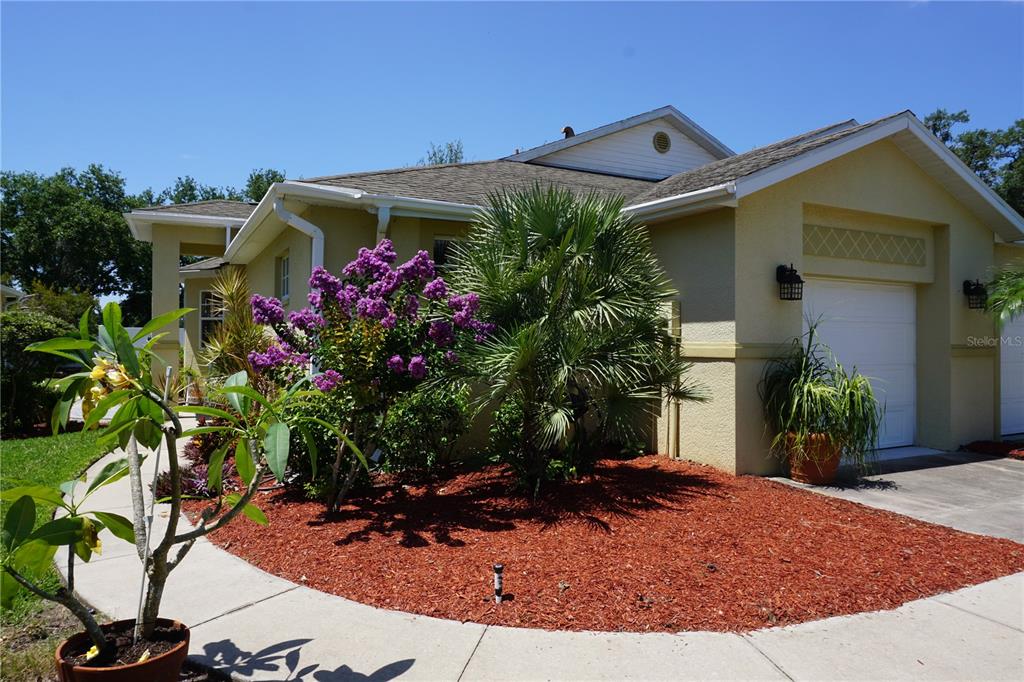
[1,302,292,665]
[248,239,491,510]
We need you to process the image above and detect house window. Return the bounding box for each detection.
[276,253,290,300]
[433,237,461,269]
[199,290,224,345]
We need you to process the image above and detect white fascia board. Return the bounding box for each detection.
[224,181,483,264]
[507,106,734,163]
[733,117,911,200]
[623,183,737,222]
[124,210,246,243]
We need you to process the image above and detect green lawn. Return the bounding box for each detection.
[1,429,105,626]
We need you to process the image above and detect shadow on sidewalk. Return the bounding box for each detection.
[191,637,415,681]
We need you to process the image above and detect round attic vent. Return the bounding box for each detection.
[652,131,671,154]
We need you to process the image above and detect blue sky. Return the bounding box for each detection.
[2,1,1021,196]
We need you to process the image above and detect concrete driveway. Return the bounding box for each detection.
[781,452,1024,542]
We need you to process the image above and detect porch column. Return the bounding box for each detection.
[150,226,181,375]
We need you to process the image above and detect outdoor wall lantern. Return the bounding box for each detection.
[962,279,988,310]
[776,264,804,301]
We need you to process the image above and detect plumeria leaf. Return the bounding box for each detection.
[83,458,130,499]
[131,308,194,343]
[297,423,318,480]
[1,485,67,509]
[225,493,268,526]
[175,405,239,424]
[28,517,85,546]
[2,496,36,551]
[263,423,290,482]
[222,371,249,416]
[234,438,255,486]
[207,445,228,493]
[90,512,135,544]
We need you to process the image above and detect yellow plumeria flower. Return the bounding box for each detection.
[89,365,106,380]
[85,645,100,661]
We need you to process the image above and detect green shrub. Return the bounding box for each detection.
[0,309,74,432]
[16,282,98,329]
[379,382,471,473]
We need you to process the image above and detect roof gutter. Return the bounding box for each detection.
[624,183,737,223]
[273,197,325,269]
[225,181,481,265]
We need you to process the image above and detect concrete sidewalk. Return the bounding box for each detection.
[61,434,1024,681]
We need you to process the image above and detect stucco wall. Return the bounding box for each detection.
[247,226,312,316]
[648,208,739,467]
[730,138,1001,468]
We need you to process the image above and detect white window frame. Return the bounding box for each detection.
[277,253,290,301]
[199,289,224,347]
[433,235,462,269]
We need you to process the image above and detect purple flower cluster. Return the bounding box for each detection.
[312,369,343,392]
[397,250,435,284]
[428,320,454,346]
[288,308,325,332]
[251,295,284,325]
[248,342,309,373]
[386,354,427,379]
[343,240,397,280]
[422,277,447,301]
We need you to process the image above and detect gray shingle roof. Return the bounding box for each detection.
[299,160,654,205]
[136,200,257,220]
[630,113,908,205]
[179,256,226,273]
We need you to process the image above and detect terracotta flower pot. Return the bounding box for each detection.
[786,433,841,485]
[55,618,189,682]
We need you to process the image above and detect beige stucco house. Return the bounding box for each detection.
[125,106,1024,475]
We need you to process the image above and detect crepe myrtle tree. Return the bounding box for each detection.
[1,303,299,659]
[248,238,491,510]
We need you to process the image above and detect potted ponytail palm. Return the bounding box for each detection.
[2,303,297,681]
[760,325,882,484]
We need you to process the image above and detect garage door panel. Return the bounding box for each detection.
[1000,316,1024,435]
[804,279,916,449]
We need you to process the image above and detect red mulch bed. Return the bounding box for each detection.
[964,440,1024,460]
[188,455,1024,633]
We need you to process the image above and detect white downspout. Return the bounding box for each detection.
[273,198,324,269]
[376,205,392,243]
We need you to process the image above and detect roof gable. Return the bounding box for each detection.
[627,111,1024,241]
[505,106,734,180]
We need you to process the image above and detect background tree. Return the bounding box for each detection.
[0,165,153,323]
[244,168,286,202]
[925,108,1023,215]
[419,140,464,166]
[159,175,244,204]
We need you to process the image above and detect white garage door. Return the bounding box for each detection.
[803,279,916,449]
[1000,315,1024,435]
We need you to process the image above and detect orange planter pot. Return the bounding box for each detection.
[55,619,189,682]
[786,434,841,485]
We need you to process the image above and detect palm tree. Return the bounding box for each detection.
[449,185,704,493]
[988,265,1024,327]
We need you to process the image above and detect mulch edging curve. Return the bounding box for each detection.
[188,455,1024,633]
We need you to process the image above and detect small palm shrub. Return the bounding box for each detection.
[987,264,1024,327]
[199,266,270,380]
[760,324,882,474]
[449,185,704,494]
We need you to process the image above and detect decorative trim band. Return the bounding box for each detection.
[804,223,926,267]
